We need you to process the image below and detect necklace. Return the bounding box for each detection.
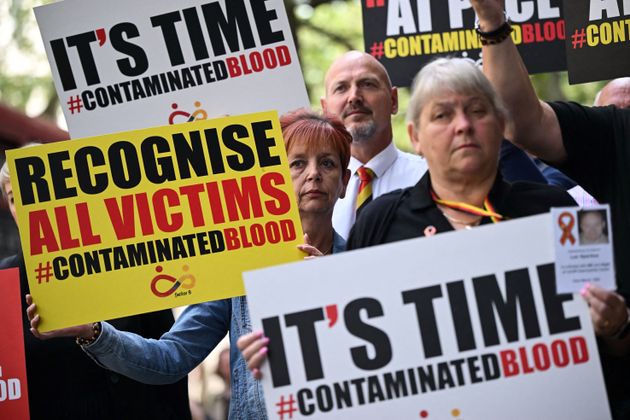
[440,209,482,229]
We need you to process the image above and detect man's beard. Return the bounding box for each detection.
[348,120,376,143]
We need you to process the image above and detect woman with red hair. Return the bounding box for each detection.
[283,109,351,256]
[27,109,351,420]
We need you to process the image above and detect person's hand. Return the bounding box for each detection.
[25,294,93,340]
[581,284,629,337]
[236,330,269,379]
[297,233,324,259]
[469,0,506,31]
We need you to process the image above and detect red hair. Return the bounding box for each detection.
[280,109,351,169]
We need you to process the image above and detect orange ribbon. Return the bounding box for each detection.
[558,211,576,245]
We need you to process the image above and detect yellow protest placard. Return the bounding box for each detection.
[7,111,303,331]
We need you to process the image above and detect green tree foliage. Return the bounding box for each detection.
[0,0,58,118]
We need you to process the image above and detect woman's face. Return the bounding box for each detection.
[288,139,350,216]
[408,92,504,182]
[2,181,16,222]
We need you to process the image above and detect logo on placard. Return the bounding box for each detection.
[150,265,196,297]
[168,101,208,125]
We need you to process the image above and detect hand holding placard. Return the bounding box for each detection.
[580,284,629,339]
[237,330,269,380]
[25,294,93,341]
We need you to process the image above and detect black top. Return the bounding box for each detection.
[0,254,191,420]
[549,101,630,415]
[347,171,575,249]
[549,102,630,298]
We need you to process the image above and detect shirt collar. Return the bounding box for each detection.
[348,142,398,178]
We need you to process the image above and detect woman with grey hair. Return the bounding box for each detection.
[347,58,630,369]
[347,57,575,245]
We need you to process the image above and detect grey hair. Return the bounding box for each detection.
[406,57,508,125]
[1,142,42,196]
[0,161,9,195]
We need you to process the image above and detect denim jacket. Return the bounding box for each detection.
[84,232,346,420]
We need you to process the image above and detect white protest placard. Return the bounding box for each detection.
[552,205,615,293]
[244,214,611,420]
[35,0,309,138]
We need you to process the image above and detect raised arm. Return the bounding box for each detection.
[471,0,567,164]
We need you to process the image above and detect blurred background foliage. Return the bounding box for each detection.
[1,0,607,152]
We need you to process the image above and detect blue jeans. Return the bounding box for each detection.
[85,297,267,420]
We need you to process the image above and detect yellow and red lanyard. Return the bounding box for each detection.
[430,189,504,224]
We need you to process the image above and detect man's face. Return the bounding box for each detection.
[321,53,397,143]
[580,212,605,243]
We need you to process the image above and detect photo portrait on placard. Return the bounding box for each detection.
[553,205,615,293]
[578,208,609,246]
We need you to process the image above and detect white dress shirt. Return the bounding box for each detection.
[569,185,598,207]
[332,142,428,239]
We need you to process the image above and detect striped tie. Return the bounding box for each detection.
[356,166,375,215]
